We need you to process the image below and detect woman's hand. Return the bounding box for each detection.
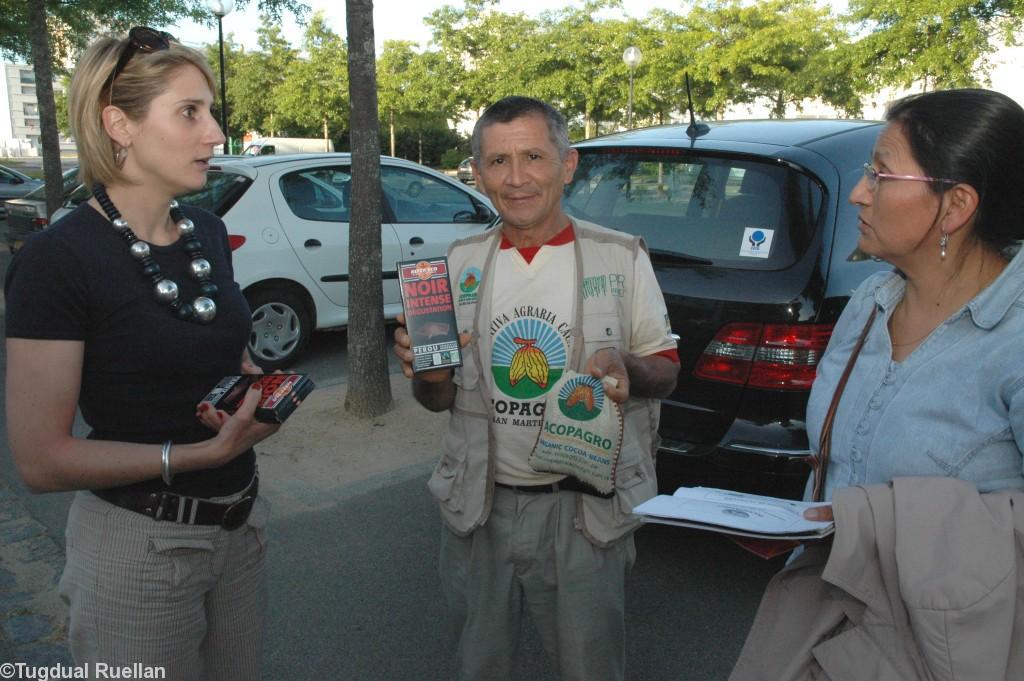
[241,348,261,375]
[803,505,834,523]
[196,380,280,466]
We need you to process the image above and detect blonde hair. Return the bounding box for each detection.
[68,34,217,189]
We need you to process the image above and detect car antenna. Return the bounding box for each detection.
[685,73,710,139]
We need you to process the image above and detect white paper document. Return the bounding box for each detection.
[632,487,835,539]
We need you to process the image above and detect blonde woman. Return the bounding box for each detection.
[5,28,275,679]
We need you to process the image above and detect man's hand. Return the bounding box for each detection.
[584,348,630,403]
[393,313,473,412]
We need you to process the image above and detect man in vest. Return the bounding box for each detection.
[393,96,679,681]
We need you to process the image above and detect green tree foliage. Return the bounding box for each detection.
[222,18,299,139]
[0,0,309,69]
[846,0,1024,90]
[532,2,644,136]
[673,0,856,119]
[274,11,349,144]
[425,0,542,113]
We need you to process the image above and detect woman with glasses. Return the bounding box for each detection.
[730,89,1024,679]
[807,88,1024,505]
[4,28,276,679]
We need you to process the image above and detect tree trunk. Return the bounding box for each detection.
[389,109,395,157]
[345,0,392,418]
[323,118,329,151]
[26,0,62,217]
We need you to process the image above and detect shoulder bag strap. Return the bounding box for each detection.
[810,306,878,502]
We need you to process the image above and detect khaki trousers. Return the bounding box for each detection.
[440,485,636,681]
[58,489,269,681]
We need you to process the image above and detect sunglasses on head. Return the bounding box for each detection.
[105,26,176,98]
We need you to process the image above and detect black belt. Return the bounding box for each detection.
[495,477,595,495]
[93,475,258,530]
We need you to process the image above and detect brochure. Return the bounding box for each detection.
[202,373,316,424]
[632,487,834,540]
[397,256,462,374]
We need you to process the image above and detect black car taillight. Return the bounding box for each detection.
[32,217,47,227]
[694,323,834,391]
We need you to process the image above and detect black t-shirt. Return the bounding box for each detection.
[4,202,255,498]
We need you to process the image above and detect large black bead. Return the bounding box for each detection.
[183,239,203,254]
[174,303,195,321]
[200,281,219,297]
[142,262,161,278]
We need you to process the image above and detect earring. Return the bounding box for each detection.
[114,146,128,167]
[939,231,949,260]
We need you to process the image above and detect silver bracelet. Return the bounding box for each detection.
[161,440,174,486]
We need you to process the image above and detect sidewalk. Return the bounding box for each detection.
[0,373,447,663]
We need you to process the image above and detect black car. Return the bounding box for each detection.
[457,157,474,183]
[565,119,888,497]
[3,167,79,253]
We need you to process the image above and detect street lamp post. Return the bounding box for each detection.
[622,46,642,129]
[206,0,234,153]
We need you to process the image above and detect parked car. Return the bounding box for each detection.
[4,167,79,253]
[565,119,887,497]
[56,153,497,369]
[457,157,474,183]
[0,164,44,219]
[242,137,334,155]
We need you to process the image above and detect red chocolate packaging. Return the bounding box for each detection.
[202,373,315,424]
[397,256,463,374]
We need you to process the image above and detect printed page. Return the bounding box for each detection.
[632,486,833,538]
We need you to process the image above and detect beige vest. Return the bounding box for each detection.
[427,217,661,547]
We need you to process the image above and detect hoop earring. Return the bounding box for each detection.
[939,231,949,260]
[114,146,128,167]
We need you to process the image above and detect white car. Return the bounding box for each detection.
[56,154,497,369]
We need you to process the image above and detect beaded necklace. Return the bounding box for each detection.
[92,184,219,323]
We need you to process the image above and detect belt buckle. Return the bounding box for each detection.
[221,496,255,530]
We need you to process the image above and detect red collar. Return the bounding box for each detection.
[500,223,574,263]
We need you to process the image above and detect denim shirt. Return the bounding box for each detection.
[806,247,1024,502]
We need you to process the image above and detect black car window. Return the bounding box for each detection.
[65,170,251,217]
[381,166,480,223]
[565,151,823,270]
[177,170,253,216]
[22,169,78,201]
[278,167,351,222]
[66,182,91,207]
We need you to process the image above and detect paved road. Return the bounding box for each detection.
[0,245,781,679]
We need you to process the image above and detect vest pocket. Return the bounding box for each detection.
[612,459,655,524]
[428,414,470,512]
[582,313,623,348]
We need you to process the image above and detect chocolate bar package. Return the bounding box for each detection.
[397,256,463,373]
[202,373,316,424]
